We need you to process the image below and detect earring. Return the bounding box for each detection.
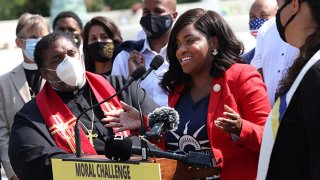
[212,49,218,56]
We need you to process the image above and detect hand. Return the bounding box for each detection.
[128,50,145,75]
[102,101,141,133]
[214,104,243,136]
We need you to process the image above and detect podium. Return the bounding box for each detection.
[52,155,220,180]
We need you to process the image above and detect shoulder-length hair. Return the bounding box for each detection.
[83,16,123,73]
[161,8,244,93]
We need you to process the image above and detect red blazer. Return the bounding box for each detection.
[163,64,271,180]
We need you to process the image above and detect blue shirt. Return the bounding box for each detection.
[164,90,213,157]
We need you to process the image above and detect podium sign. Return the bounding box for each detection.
[52,157,161,180]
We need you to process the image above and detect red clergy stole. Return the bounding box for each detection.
[36,72,130,155]
[85,72,130,137]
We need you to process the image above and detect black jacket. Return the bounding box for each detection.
[267,61,320,179]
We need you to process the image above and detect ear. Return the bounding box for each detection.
[209,36,219,51]
[291,0,300,14]
[15,38,24,49]
[172,11,178,21]
[40,68,47,80]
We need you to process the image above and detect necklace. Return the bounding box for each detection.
[79,89,98,146]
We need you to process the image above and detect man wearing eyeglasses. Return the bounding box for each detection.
[0,13,49,180]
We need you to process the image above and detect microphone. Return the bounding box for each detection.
[131,146,214,167]
[75,65,146,157]
[134,55,163,160]
[147,107,180,139]
[104,135,132,161]
[120,65,147,91]
[140,55,164,81]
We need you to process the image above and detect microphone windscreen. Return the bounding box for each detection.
[148,107,180,132]
[104,135,132,161]
[150,55,164,70]
[131,65,147,80]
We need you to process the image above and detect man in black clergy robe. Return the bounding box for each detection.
[8,32,158,180]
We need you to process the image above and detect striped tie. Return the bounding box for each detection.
[271,94,287,140]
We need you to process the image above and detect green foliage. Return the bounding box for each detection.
[105,0,201,10]
[87,0,105,12]
[0,0,201,20]
[104,0,140,10]
[177,0,201,3]
[0,0,50,20]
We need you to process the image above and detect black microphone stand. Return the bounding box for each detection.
[135,55,164,160]
[75,90,121,157]
[136,80,149,161]
[74,66,147,157]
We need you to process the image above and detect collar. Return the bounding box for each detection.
[141,38,168,54]
[23,62,38,70]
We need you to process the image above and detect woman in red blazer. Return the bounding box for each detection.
[106,8,271,180]
[158,8,271,180]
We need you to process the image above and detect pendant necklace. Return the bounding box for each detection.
[79,89,98,146]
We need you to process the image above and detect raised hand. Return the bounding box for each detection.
[128,50,145,76]
[102,101,141,133]
[214,104,243,136]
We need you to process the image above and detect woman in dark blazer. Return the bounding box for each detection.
[258,0,320,179]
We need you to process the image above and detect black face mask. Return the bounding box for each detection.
[276,0,297,43]
[140,14,173,39]
[87,42,114,62]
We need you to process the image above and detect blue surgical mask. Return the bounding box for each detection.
[22,38,41,62]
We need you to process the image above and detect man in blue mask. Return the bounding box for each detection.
[112,0,178,107]
[242,0,278,63]
[0,13,49,180]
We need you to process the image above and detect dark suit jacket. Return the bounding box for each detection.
[241,48,256,64]
[8,75,159,180]
[267,61,320,179]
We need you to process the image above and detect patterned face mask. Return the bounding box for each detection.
[249,18,268,37]
[88,42,114,62]
[140,14,173,39]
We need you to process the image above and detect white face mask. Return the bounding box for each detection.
[45,56,85,88]
[22,38,41,62]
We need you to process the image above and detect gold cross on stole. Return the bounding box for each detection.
[87,130,98,146]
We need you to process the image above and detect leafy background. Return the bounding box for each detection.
[0,0,201,20]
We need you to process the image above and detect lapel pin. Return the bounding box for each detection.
[213,84,221,92]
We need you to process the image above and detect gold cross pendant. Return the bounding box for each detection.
[87,130,98,146]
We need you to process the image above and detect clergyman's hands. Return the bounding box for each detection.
[214,105,243,136]
[102,101,141,133]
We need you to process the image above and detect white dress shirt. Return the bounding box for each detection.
[111,39,169,107]
[251,18,299,106]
